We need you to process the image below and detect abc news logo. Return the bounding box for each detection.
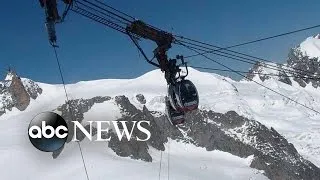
[28,112,151,152]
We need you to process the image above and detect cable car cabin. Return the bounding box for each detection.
[166,79,199,126]
[177,80,199,111]
[165,98,185,126]
[168,79,199,112]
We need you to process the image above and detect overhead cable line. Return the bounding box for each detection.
[71,0,320,79]
[75,0,129,25]
[71,0,140,38]
[175,23,320,57]
[176,38,319,77]
[78,0,133,23]
[177,41,320,115]
[71,0,317,80]
[91,0,135,20]
[180,41,319,79]
[52,47,90,180]
[189,66,320,80]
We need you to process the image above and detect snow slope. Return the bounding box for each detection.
[299,34,320,59]
[0,69,271,180]
[0,106,267,180]
[1,66,320,179]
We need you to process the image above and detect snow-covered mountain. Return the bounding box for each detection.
[1,35,320,180]
[299,34,320,59]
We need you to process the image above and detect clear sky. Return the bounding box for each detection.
[1,0,320,83]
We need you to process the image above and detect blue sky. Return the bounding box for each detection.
[1,0,320,83]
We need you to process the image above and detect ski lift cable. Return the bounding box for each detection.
[176,39,319,77]
[159,110,172,180]
[127,32,160,68]
[189,66,320,80]
[71,7,128,35]
[73,0,320,78]
[180,42,318,78]
[60,0,73,22]
[71,0,170,42]
[86,0,166,33]
[71,3,141,39]
[76,0,133,23]
[71,0,320,78]
[181,41,320,79]
[178,41,319,79]
[73,7,126,33]
[167,126,171,180]
[177,40,320,115]
[91,0,135,20]
[52,47,90,180]
[175,23,320,58]
[73,1,128,30]
[75,0,129,25]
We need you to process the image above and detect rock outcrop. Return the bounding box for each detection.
[0,71,42,115]
[246,44,320,89]
[55,95,320,180]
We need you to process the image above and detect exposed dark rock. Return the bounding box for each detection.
[185,110,320,180]
[246,46,320,89]
[0,71,42,115]
[246,62,272,82]
[8,74,30,111]
[110,95,167,161]
[52,96,111,158]
[287,47,320,88]
[56,96,111,143]
[247,47,320,88]
[278,71,292,86]
[54,95,320,180]
[136,94,146,104]
[108,131,152,162]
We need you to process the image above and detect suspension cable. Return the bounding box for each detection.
[167,125,171,180]
[177,39,319,78]
[177,40,320,115]
[77,0,133,23]
[52,47,90,180]
[75,0,129,25]
[181,42,320,79]
[175,23,320,57]
[158,115,167,180]
[91,0,135,20]
[189,66,320,80]
[72,5,128,34]
[70,0,320,79]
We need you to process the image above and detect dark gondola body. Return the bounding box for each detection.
[176,80,199,112]
[166,79,199,125]
[165,98,185,126]
[168,79,199,112]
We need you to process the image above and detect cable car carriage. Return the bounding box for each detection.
[165,56,199,125]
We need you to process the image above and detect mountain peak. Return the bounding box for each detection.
[4,70,17,81]
[314,33,320,39]
[0,71,43,114]
[299,35,320,59]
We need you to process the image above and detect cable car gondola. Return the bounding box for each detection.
[165,57,199,125]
